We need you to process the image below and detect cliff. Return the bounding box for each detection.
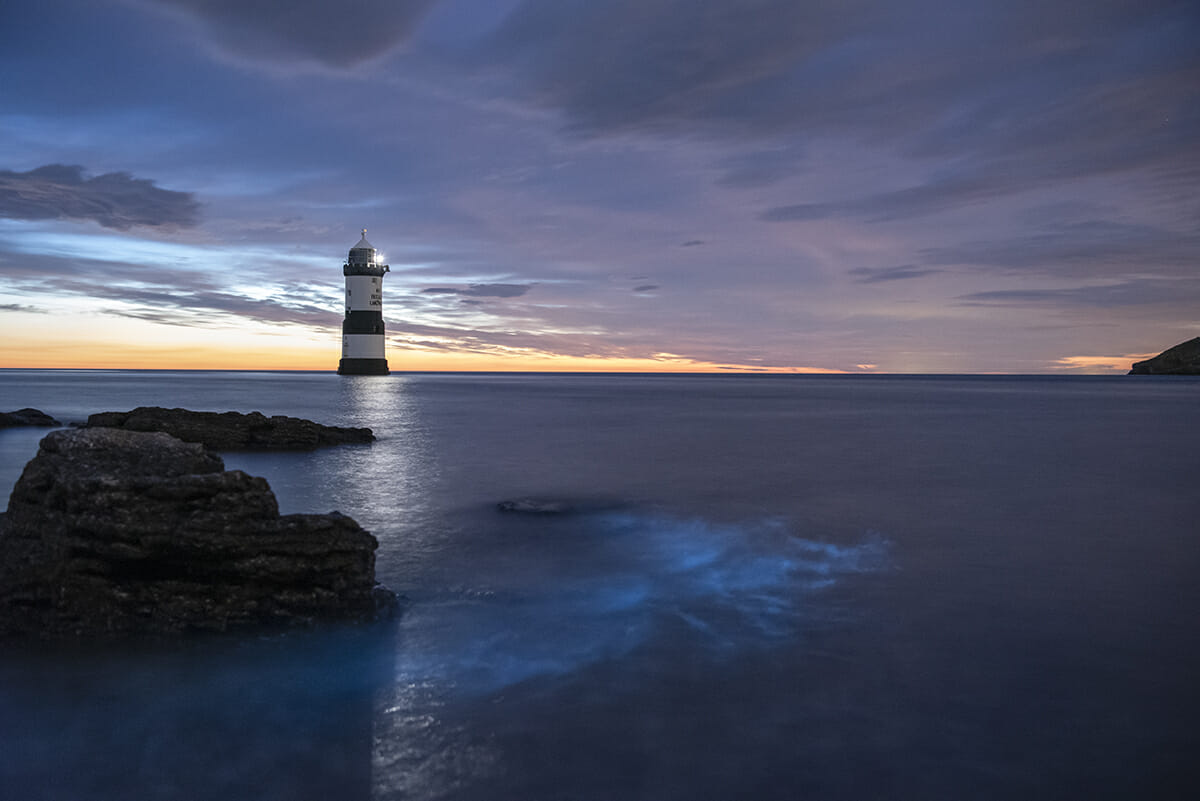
[1128,337,1200,375]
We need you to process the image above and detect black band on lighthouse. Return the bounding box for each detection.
[342,311,385,335]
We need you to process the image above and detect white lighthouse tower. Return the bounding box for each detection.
[337,230,390,375]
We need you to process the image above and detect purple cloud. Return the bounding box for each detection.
[146,0,440,67]
[0,165,198,230]
[421,283,533,298]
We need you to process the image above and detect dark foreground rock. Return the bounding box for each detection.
[85,406,374,449]
[0,427,395,638]
[0,408,60,428]
[1129,337,1200,375]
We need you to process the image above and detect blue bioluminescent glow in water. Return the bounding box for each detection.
[391,510,891,695]
[1,371,1197,800]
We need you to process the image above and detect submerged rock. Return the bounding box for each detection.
[0,427,395,638]
[0,408,60,428]
[1129,337,1200,375]
[497,498,573,514]
[84,406,374,449]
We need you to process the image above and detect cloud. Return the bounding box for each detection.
[759,204,832,222]
[144,0,440,67]
[0,249,339,329]
[383,319,618,360]
[487,0,1199,220]
[957,277,1200,308]
[766,172,1027,222]
[487,1,1196,139]
[0,165,199,230]
[57,279,340,327]
[849,265,942,284]
[484,0,863,136]
[1052,353,1159,372]
[680,240,704,247]
[633,284,659,293]
[924,220,1200,278]
[715,146,807,188]
[421,283,533,298]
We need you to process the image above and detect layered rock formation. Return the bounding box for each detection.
[0,427,394,638]
[84,406,374,449]
[1129,337,1200,375]
[0,408,60,428]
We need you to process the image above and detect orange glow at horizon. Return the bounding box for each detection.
[1051,353,1158,373]
[0,317,1150,374]
[0,335,845,374]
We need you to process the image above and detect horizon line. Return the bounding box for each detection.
[0,367,1151,377]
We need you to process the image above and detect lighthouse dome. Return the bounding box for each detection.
[348,229,376,264]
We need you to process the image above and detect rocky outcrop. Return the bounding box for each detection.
[1129,337,1200,375]
[0,427,394,638]
[0,408,60,428]
[84,406,374,449]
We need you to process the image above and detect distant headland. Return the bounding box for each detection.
[1128,337,1200,375]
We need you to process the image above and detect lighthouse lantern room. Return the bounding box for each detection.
[337,230,390,375]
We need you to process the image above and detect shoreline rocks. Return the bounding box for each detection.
[0,427,395,638]
[0,408,60,428]
[84,406,374,449]
[1129,337,1200,375]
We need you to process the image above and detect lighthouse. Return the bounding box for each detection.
[337,230,390,375]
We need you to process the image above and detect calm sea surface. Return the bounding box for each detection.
[1,370,1197,799]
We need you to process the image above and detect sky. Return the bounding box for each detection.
[0,0,1197,373]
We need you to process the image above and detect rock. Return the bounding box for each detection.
[84,406,374,449]
[0,427,395,638]
[497,498,572,514]
[1129,337,1200,375]
[0,408,60,428]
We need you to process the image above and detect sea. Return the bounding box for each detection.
[0,370,1196,800]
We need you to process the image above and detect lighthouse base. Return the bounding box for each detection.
[338,358,390,376]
